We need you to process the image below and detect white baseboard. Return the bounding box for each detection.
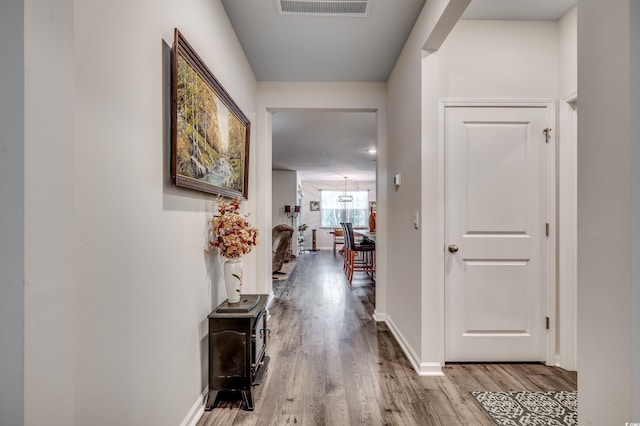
[384,316,444,376]
[418,362,445,376]
[180,388,208,426]
[372,310,386,322]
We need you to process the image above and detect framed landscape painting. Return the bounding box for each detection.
[171,28,250,199]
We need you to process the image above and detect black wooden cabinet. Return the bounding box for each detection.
[205,294,270,411]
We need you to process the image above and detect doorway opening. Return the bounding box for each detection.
[270,109,378,281]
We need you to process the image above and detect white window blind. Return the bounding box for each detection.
[320,190,369,227]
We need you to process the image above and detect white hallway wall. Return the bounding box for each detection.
[272,170,299,253]
[0,1,25,424]
[20,0,258,424]
[272,170,299,228]
[578,0,639,423]
[24,0,75,424]
[559,6,577,97]
[634,2,640,419]
[388,0,559,373]
[73,1,258,424]
[390,1,640,422]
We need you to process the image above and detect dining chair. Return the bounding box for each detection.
[342,222,375,284]
[332,227,345,255]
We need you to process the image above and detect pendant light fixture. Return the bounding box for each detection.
[338,176,353,203]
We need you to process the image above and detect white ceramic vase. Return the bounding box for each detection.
[223,258,243,303]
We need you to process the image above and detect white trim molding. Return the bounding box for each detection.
[544,100,558,368]
[180,388,208,426]
[385,315,444,376]
[418,362,446,376]
[558,91,578,371]
[372,311,387,322]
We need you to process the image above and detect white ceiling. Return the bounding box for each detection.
[272,111,377,181]
[221,0,577,182]
[461,0,577,21]
[221,0,427,82]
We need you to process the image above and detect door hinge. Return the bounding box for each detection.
[545,223,550,237]
[543,128,552,143]
[546,317,550,330]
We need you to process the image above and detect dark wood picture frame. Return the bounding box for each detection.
[171,28,250,199]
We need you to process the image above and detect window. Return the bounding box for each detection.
[320,190,369,227]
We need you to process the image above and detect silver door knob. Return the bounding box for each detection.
[448,244,459,253]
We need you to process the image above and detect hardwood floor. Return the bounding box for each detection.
[197,251,576,426]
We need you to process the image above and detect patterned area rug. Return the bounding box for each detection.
[471,391,577,426]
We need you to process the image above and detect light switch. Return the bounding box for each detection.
[394,174,401,186]
[414,210,419,229]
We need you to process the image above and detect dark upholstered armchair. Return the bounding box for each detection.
[272,224,294,273]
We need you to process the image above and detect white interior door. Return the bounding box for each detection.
[444,104,550,362]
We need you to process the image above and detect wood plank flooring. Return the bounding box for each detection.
[197,251,576,426]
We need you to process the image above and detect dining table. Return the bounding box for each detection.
[355,230,376,242]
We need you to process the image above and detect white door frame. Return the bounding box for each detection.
[438,99,557,365]
[558,91,578,371]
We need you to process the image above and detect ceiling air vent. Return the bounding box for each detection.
[277,0,372,17]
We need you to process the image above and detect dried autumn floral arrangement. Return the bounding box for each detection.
[208,197,259,259]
